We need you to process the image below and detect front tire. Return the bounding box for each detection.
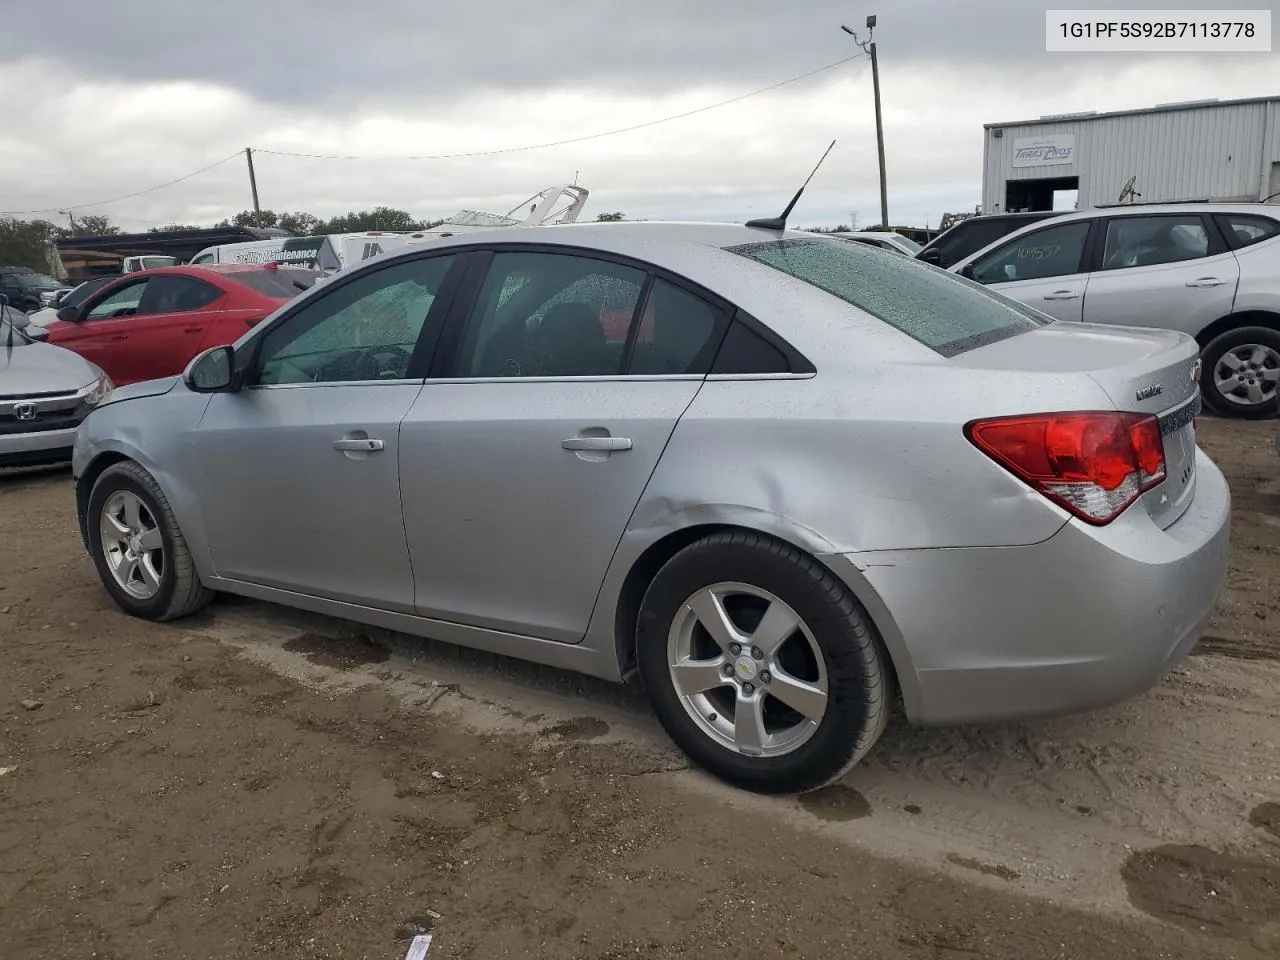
[1201,326,1280,419]
[86,461,213,621]
[636,531,891,794]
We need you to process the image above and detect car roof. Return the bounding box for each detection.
[313,220,949,368]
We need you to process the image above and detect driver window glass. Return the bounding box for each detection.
[970,221,1091,284]
[1101,215,1210,270]
[254,255,455,386]
[87,280,148,320]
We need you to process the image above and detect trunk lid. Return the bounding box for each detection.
[953,322,1202,529]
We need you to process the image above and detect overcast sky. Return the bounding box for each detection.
[1,0,1275,231]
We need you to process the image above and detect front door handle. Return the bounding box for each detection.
[1042,290,1079,301]
[1186,277,1228,288]
[562,436,632,452]
[333,438,385,452]
[108,333,129,340]
[182,325,204,333]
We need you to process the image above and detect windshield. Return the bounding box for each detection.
[16,273,61,290]
[727,236,1048,357]
[63,277,114,309]
[139,257,179,270]
[230,267,323,298]
[0,308,32,345]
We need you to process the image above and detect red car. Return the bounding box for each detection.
[46,264,318,385]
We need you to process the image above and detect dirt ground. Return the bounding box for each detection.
[3,417,1280,959]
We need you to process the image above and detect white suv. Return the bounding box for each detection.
[950,203,1280,418]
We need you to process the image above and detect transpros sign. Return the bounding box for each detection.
[1012,135,1075,167]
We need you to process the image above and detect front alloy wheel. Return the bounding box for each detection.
[86,461,213,621]
[100,490,166,600]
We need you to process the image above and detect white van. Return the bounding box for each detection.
[189,232,419,273]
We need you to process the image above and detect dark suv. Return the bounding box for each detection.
[0,267,64,313]
[917,212,1067,269]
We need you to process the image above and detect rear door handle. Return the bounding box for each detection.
[1186,277,1228,288]
[562,436,632,452]
[1042,290,1079,301]
[182,325,204,333]
[332,438,385,452]
[108,333,129,341]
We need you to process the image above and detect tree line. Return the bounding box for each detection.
[0,207,644,274]
[0,207,453,273]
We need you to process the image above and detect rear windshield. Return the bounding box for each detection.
[230,268,321,298]
[728,237,1047,357]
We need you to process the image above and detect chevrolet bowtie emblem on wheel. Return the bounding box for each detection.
[13,402,37,421]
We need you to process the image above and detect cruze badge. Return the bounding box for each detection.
[1135,383,1163,402]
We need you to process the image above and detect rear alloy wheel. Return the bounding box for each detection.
[87,461,213,621]
[636,531,891,794]
[1201,326,1280,419]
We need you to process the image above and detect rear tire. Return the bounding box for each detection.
[1200,326,1280,419]
[636,531,891,794]
[87,461,213,621]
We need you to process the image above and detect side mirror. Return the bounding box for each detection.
[56,305,81,323]
[919,247,942,266]
[183,345,235,393]
[960,264,977,280]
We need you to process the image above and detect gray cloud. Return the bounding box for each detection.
[0,0,1275,230]
[0,0,1255,109]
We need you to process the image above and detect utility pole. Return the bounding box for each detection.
[58,209,76,232]
[244,147,262,227]
[841,15,888,229]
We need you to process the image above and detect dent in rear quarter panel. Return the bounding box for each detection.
[582,371,1080,708]
[77,389,217,580]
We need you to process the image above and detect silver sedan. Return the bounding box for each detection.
[71,222,1230,793]
[1,308,112,468]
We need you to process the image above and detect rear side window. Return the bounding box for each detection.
[627,279,727,375]
[1214,213,1280,250]
[231,268,322,298]
[1100,215,1210,269]
[728,237,1046,358]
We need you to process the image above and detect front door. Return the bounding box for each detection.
[1079,213,1240,337]
[401,250,729,643]
[123,274,227,381]
[965,218,1095,323]
[53,277,150,382]
[192,253,462,609]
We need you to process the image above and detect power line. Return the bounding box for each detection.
[0,150,244,217]
[0,53,868,219]
[255,53,868,162]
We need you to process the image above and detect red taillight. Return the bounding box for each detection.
[966,412,1167,525]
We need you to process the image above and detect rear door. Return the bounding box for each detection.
[1079,213,1239,338]
[123,274,226,380]
[399,248,729,643]
[964,218,1095,322]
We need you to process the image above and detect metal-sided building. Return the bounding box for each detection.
[982,95,1280,214]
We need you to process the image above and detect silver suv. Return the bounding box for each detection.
[950,203,1280,418]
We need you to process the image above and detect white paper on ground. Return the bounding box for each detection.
[404,933,432,960]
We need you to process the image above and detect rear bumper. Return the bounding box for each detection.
[0,427,77,467]
[826,446,1231,726]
